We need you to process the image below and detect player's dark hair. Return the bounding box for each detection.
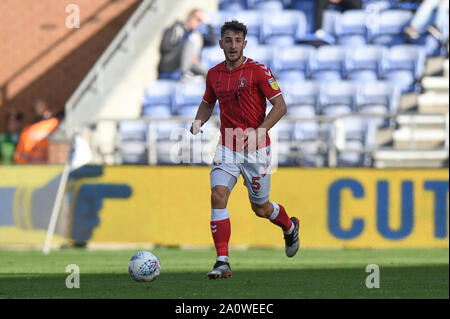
[221,20,247,39]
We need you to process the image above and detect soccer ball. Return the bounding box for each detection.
[128,251,161,282]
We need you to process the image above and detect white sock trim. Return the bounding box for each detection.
[211,208,229,222]
[217,255,229,263]
[269,202,280,221]
[283,222,294,235]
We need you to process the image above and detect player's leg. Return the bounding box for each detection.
[207,144,240,279]
[242,146,300,257]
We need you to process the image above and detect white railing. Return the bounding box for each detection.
[63,0,160,137]
[80,112,450,168]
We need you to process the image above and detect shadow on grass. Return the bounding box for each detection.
[0,265,448,299]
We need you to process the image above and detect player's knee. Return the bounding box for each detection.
[211,186,229,208]
[251,203,270,218]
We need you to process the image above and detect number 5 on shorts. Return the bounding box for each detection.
[251,177,261,191]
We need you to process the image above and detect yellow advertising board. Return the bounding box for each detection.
[0,166,448,248]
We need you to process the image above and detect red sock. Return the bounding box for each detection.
[270,203,293,232]
[211,218,231,257]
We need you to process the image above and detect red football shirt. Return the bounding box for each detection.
[202,57,282,151]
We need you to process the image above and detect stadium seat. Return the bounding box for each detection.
[141,105,172,118]
[335,9,368,46]
[201,45,224,69]
[174,82,206,115]
[290,0,317,33]
[275,120,294,141]
[117,120,149,165]
[219,0,247,10]
[275,141,296,166]
[356,80,400,115]
[243,45,274,67]
[281,80,319,114]
[345,45,387,82]
[309,45,347,81]
[252,0,284,11]
[272,45,315,81]
[362,0,394,11]
[335,116,369,167]
[261,10,307,45]
[322,9,341,38]
[367,9,413,46]
[381,44,426,93]
[152,120,184,141]
[207,11,233,39]
[234,10,265,44]
[318,81,358,116]
[142,80,177,109]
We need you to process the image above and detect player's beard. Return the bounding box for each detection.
[225,48,243,64]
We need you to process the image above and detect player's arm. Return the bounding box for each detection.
[190,100,215,134]
[259,94,287,132]
[243,94,286,151]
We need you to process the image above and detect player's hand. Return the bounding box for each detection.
[190,120,203,135]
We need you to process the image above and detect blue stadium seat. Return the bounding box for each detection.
[219,0,247,10]
[141,105,172,118]
[117,120,149,165]
[142,80,176,109]
[201,45,224,69]
[362,0,394,11]
[118,120,148,142]
[367,9,413,46]
[275,120,294,141]
[356,81,400,128]
[234,10,265,44]
[309,45,347,81]
[281,80,319,114]
[345,45,387,82]
[336,116,369,167]
[291,0,317,33]
[318,81,358,116]
[207,11,233,39]
[381,44,426,93]
[243,45,274,67]
[322,10,341,37]
[174,82,206,114]
[335,9,368,46]
[272,45,315,81]
[247,0,285,11]
[261,10,307,45]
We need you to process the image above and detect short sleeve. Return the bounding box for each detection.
[202,70,217,104]
[255,64,282,100]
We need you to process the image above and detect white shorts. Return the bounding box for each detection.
[210,144,271,204]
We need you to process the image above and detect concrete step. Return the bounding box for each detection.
[422,76,449,93]
[418,92,450,113]
[444,59,449,78]
[396,114,447,129]
[393,127,447,148]
[374,149,449,168]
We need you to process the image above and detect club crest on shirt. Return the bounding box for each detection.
[268,78,279,90]
[238,77,247,88]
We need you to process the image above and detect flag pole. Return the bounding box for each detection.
[42,136,74,254]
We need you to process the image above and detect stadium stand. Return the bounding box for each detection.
[58,0,448,168]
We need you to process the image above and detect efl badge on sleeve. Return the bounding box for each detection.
[268,78,279,90]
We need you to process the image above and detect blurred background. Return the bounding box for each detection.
[0,0,448,251]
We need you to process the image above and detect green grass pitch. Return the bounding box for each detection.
[0,247,448,299]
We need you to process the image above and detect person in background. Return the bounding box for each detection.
[157,8,216,81]
[314,0,363,37]
[404,0,449,40]
[0,111,23,164]
[14,103,59,164]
